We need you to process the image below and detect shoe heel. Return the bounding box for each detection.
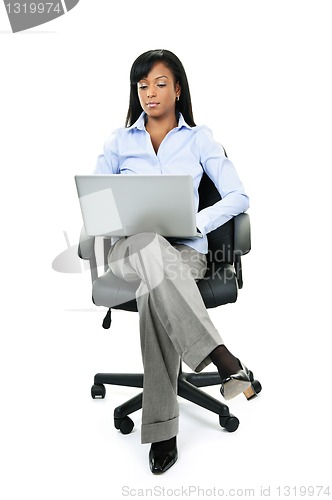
[243,385,256,400]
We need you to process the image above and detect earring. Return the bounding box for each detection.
[176,96,180,101]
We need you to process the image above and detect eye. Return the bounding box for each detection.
[138,84,148,90]
[157,83,166,88]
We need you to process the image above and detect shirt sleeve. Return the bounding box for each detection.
[94,130,120,174]
[195,126,250,235]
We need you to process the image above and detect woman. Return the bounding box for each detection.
[95,49,252,474]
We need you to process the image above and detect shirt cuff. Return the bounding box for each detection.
[196,211,210,236]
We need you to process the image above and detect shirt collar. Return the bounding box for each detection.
[128,112,193,131]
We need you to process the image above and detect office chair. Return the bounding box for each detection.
[78,172,261,435]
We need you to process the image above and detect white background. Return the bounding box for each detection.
[1,1,331,498]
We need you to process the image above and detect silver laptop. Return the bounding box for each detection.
[74,174,202,238]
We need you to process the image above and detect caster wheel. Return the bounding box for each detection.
[114,416,134,434]
[91,384,106,399]
[219,415,239,432]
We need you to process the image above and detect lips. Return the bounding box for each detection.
[147,102,159,108]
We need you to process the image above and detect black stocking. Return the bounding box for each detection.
[210,345,241,381]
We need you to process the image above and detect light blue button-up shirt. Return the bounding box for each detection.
[95,112,249,254]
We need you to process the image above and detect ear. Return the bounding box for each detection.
[175,81,181,98]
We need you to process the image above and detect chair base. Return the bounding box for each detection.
[91,369,262,435]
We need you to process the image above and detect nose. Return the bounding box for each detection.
[147,87,156,98]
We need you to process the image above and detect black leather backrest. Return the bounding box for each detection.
[198,172,234,264]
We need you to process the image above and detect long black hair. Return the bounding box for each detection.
[125,49,196,127]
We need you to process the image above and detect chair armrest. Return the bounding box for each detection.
[233,213,251,290]
[78,227,98,283]
[233,213,251,255]
[78,226,96,260]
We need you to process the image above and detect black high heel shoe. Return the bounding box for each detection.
[220,360,254,400]
[149,441,178,474]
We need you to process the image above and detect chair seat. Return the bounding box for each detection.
[92,262,238,311]
[92,269,139,310]
[197,263,238,308]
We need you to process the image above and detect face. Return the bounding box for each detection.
[137,62,181,120]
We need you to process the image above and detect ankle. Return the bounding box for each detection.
[210,345,241,380]
[210,344,227,364]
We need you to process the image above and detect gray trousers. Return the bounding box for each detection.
[108,232,224,444]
